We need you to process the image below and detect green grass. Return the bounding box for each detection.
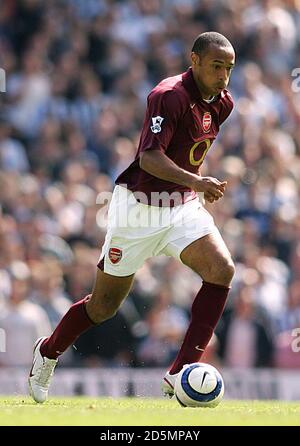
[0,397,299,426]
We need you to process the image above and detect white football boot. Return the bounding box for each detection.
[161,364,190,398]
[161,371,179,398]
[28,337,58,403]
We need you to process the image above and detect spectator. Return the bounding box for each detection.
[0,0,300,369]
[0,262,51,367]
[216,285,274,368]
[137,289,189,367]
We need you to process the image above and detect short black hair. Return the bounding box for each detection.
[192,32,233,55]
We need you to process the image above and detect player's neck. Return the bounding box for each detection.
[192,70,214,101]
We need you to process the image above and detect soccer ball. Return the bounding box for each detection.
[174,362,224,408]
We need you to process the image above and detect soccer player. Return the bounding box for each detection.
[29,31,236,403]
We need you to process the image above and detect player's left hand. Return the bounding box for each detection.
[204,192,220,203]
[204,193,217,203]
[204,181,227,203]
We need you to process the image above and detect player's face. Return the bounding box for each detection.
[191,45,235,98]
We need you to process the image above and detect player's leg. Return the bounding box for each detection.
[41,268,135,358]
[86,269,135,322]
[180,229,235,285]
[29,268,134,403]
[169,230,234,375]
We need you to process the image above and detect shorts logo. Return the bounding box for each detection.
[151,116,164,133]
[202,112,211,133]
[109,247,122,264]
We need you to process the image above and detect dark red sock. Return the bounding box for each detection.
[40,295,95,360]
[169,281,230,375]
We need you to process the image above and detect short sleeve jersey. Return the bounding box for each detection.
[116,67,234,206]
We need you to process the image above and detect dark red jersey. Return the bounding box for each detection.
[116,67,234,206]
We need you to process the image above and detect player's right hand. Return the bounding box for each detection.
[191,176,227,202]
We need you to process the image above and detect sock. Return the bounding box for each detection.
[169,281,230,375]
[40,295,95,360]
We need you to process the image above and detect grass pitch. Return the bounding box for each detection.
[0,397,299,426]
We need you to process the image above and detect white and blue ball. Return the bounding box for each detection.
[174,362,224,408]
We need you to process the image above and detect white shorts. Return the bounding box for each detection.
[98,185,217,276]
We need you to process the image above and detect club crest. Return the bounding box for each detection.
[202,112,212,133]
[108,247,122,264]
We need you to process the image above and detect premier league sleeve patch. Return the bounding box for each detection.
[150,116,164,133]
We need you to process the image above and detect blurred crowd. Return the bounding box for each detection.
[1,0,300,370]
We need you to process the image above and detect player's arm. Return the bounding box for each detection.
[140,150,226,202]
[139,90,226,202]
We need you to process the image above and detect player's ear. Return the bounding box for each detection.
[191,52,200,66]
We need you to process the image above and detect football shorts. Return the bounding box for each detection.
[98,185,217,276]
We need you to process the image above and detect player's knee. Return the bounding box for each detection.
[215,258,235,284]
[204,257,235,286]
[222,259,235,283]
[89,305,118,324]
[86,293,119,324]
